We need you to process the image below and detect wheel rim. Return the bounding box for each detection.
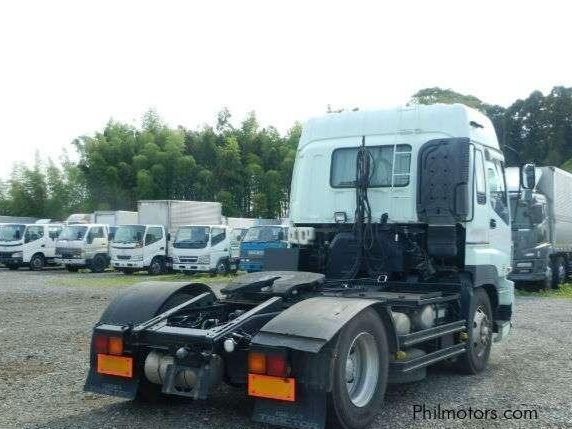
[344,332,379,407]
[472,306,491,358]
[151,261,161,274]
[217,263,225,274]
[32,257,42,269]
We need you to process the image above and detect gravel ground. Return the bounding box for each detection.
[0,269,571,429]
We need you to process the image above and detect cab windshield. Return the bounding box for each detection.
[113,225,145,244]
[0,224,26,242]
[243,226,285,243]
[174,226,209,249]
[59,225,89,241]
[510,195,539,228]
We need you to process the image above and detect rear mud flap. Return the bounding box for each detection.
[84,367,139,399]
[252,390,326,429]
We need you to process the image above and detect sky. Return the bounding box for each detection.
[1,0,571,177]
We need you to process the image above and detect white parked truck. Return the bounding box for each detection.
[85,104,520,429]
[0,222,64,270]
[171,224,241,274]
[507,166,572,288]
[110,201,222,275]
[55,224,111,272]
[110,224,168,275]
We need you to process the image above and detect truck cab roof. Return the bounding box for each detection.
[299,103,499,152]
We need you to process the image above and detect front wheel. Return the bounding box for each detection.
[148,257,164,276]
[551,256,566,289]
[456,288,493,374]
[29,254,45,271]
[327,309,388,429]
[90,254,107,273]
[215,260,229,275]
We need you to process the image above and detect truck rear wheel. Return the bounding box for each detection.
[327,309,388,429]
[551,256,566,289]
[456,288,492,374]
[29,253,45,271]
[90,254,107,273]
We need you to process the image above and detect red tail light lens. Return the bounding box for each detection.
[94,335,108,354]
[266,354,288,377]
[94,335,124,355]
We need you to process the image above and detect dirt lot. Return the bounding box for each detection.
[0,268,571,429]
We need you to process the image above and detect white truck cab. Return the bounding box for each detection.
[0,222,63,270]
[110,224,167,275]
[172,225,240,274]
[55,224,110,273]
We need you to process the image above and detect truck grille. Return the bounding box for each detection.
[179,256,198,263]
[56,247,82,258]
[116,255,131,260]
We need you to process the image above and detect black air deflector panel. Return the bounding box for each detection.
[417,138,471,225]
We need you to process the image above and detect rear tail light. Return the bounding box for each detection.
[266,354,288,377]
[94,335,124,355]
[248,352,266,374]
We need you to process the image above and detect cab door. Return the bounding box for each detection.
[46,225,62,258]
[484,155,512,277]
[144,226,165,264]
[210,227,228,266]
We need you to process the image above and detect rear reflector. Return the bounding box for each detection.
[248,373,295,402]
[248,352,266,374]
[94,335,108,354]
[97,354,133,378]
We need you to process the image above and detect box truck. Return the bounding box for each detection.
[110,201,222,275]
[55,224,111,272]
[507,166,572,288]
[85,104,519,429]
[0,221,64,270]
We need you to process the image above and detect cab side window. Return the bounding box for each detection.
[25,226,44,243]
[211,228,226,246]
[48,226,62,240]
[145,227,163,245]
[487,160,509,224]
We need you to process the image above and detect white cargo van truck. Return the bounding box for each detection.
[55,224,111,272]
[110,200,222,275]
[171,224,241,274]
[0,222,63,270]
[110,224,167,275]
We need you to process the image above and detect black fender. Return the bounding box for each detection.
[98,281,214,326]
[252,296,397,354]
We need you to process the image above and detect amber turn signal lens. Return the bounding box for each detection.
[108,337,124,355]
[248,352,266,374]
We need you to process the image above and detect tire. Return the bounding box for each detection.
[65,265,79,272]
[29,253,45,271]
[456,288,493,374]
[551,256,566,289]
[327,309,388,429]
[90,254,107,273]
[216,259,229,275]
[148,257,164,276]
[7,264,19,271]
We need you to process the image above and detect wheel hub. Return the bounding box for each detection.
[344,332,379,408]
[472,307,491,358]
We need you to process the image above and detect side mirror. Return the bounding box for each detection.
[86,234,94,244]
[144,234,152,246]
[521,163,536,190]
[529,203,544,224]
[166,232,171,242]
